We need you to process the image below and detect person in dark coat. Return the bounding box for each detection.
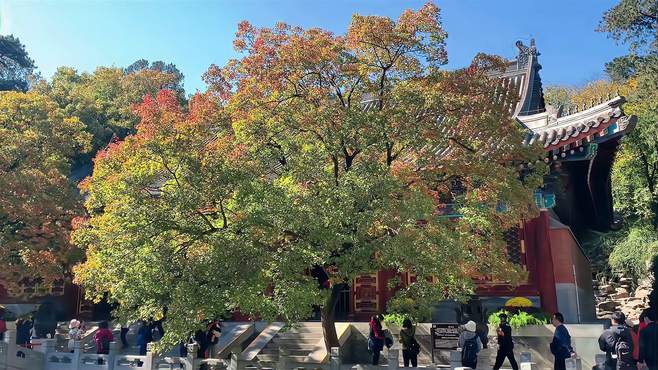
[33,302,57,338]
[493,313,519,370]
[550,312,575,370]
[400,318,418,367]
[193,329,210,358]
[638,309,657,370]
[136,320,153,355]
[15,317,33,346]
[598,311,635,370]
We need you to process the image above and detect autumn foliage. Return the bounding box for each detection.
[0,91,91,297]
[73,3,544,349]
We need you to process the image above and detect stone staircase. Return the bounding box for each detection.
[254,322,325,368]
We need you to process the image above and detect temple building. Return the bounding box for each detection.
[343,40,636,323]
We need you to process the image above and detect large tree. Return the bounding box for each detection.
[0,91,91,298]
[73,3,543,351]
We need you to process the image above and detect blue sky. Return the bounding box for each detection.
[2,0,627,94]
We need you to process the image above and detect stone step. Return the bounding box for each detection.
[273,335,323,344]
[260,347,314,356]
[256,354,310,363]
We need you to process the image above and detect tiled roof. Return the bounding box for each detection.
[519,96,635,151]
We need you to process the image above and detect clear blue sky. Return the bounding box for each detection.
[2,0,627,94]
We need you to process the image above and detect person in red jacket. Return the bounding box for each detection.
[631,311,649,361]
[94,321,114,355]
[0,306,7,341]
[369,315,385,365]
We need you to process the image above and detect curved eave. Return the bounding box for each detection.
[520,96,634,152]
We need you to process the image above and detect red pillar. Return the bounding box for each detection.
[526,210,559,314]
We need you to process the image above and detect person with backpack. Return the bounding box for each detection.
[598,311,635,370]
[458,320,482,369]
[550,312,575,370]
[368,315,385,365]
[94,321,114,355]
[638,308,657,370]
[400,318,420,367]
[493,313,519,370]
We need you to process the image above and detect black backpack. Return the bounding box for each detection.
[614,333,635,370]
[462,337,478,364]
[99,335,110,354]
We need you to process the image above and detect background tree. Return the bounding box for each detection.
[74,3,543,350]
[0,91,91,297]
[0,35,35,91]
[598,0,658,308]
[35,61,185,157]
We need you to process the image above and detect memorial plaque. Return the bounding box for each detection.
[431,323,460,350]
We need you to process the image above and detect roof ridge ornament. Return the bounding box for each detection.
[515,39,538,68]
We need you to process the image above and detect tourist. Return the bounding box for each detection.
[206,319,222,358]
[368,315,385,365]
[400,318,419,367]
[152,307,167,341]
[33,302,57,338]
[598,311,635,370]
[192,328,210,358]
[94,321,114,355]
[119,321,130,349]
[632,310,649,362]
[0,306,7,341]
[458,320,482,369]
[15,316,32,347]
[493,313,519,370]
[550,312,575,370]
[638,309,657,370]
[136,319,153,355]
[67,319,83,352]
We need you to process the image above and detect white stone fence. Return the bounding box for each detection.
[1,325,586,370]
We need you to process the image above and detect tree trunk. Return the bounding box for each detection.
[321,284,341,351]
[651,199,658,230]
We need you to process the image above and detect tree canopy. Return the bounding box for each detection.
[0,91,91,297]
[73,3,543,350]
[0,59,185,299]
[34,62,186,156]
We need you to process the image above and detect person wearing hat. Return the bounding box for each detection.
[459,320,482,369]
[67,319,83,352]
[493,313,518,370]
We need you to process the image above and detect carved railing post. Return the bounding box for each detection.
[387,348,399,370]
[228,351,241,370]
[278,346,289,370]
[72,340,82,369]
[186,343,199,370]
[144,342,155,370]
[330,347,340,370]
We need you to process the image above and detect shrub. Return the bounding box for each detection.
[487,309,548,329]
[383,313,407,326]
[386,296,431,323]
[609,225,658,282]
